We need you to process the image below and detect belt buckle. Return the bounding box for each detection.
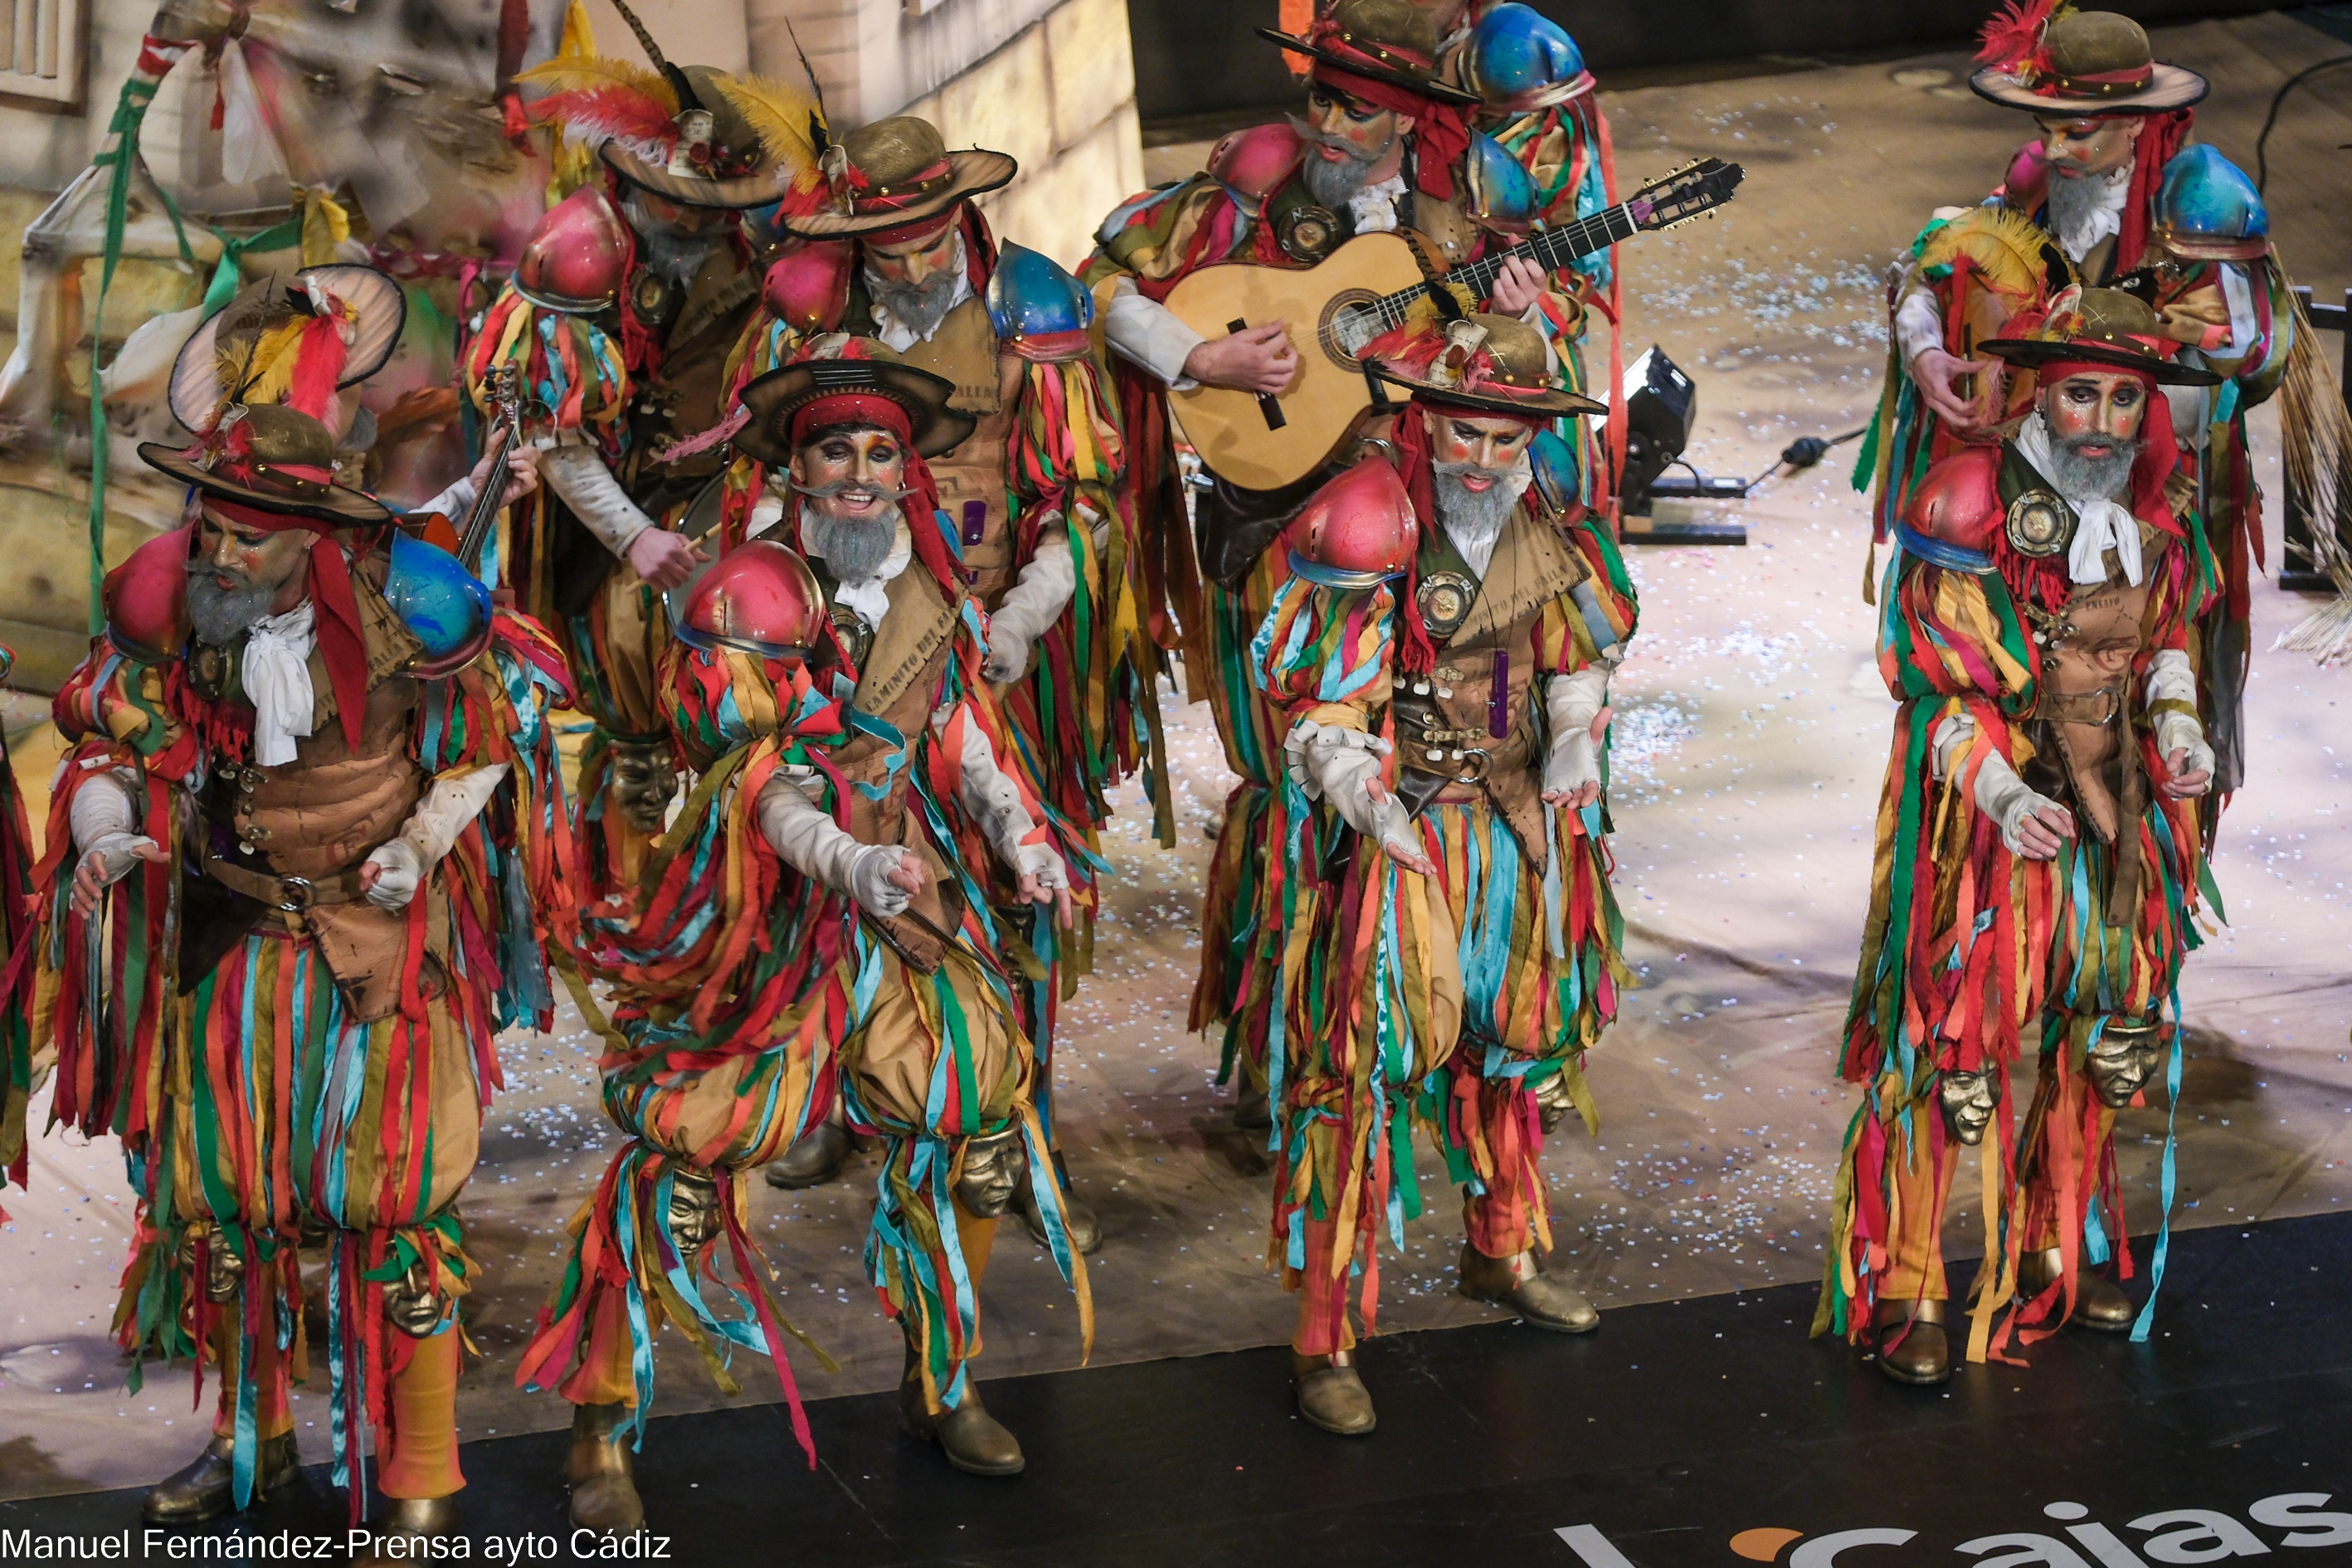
[1452,748,1491,785]
[275,875,314,913]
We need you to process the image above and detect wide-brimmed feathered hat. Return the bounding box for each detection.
[1980,285,2222,385]
[735,341,976,465]
[521,0,828,212]
[138,265,407,525]
[781,115,1017,240]
[1367,312,1606,419]
[1970,4,2207,116]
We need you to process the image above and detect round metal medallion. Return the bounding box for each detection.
[1277,204,1341,265]
[629,268,682,331]
[1416,570,1475,638]
[2005,489,2069,558]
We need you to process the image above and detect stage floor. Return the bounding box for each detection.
[4,0,2352,1522]
[2,1209,2346,1566]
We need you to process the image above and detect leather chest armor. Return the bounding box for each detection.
[1388,503,1592,865]
[891,295,1019,606]
[829,562,969,973]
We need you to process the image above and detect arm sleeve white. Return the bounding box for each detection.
[69,766,153,887]
[2218,265,2258,360]
[981,529,1080,682]
[1894,286,1946,368]
[363,763,510,910]
[538,441,655,558]
[1541,657,1616,796]
[1283,718,1423,864]
[415,473,478,520]
[2143,648,2213,773]
[1931,710,2069,854]
[755,772,910,915]
[952,711,1064,887]
[1105,276,1206,390]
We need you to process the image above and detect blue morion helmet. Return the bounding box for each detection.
[1462,3,1594,112]
[2152,145,2269,262]
[385,528,494,679]
[986,241,1094,342]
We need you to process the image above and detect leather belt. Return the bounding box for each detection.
[2040,684,2124,726]
[206,855,369,913]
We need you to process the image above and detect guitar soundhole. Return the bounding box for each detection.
[1321,290,1383,370]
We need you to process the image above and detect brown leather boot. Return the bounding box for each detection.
[1290,1349,1376,1436]
[1458,1244,1600,1333]
[141,1430,301,1523]
[764,1122,853,1191]
[2018,1247,2135,1332]
[1872,1298,1950,1385]
[566,1401,645,1531]
[358,1496,460,1563]
[898,1353,1025,1476]
[1233,1079,1273,1132]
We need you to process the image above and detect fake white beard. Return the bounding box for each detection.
[800,504,912,626]
[1434,455,1532,577]
[2043,163,2130,262]
[1292,115,1392,213]
[2017,409,2145,586]
[864,231,969,346]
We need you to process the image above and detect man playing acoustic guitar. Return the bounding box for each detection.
[1081,0,1551,1135]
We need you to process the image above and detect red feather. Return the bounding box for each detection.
[530,85,678,157]
[284,314,348,423]
[1975,0,2059,69]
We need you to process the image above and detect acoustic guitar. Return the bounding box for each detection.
[1161,158,1745,491]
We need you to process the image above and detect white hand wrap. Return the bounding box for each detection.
[755,771,910,916]
[952,709,1062,884]
[1285,718,1423,866]
[1933,710,2068,854]
[2143,648,2213,779]
[982,528,1080,683]
[1542,659,1615,798]
[364,763,509,910]
[69,766,153,889]
[538,441,655,558]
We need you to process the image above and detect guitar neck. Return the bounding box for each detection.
[456,426,514,570]
[1370,202,1641,329]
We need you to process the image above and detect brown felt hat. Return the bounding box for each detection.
[601,64,802,210]
[1980,286,2222,385]
[1371,313,1605,419]
[734,348,976,466]
[141,403,394,527]
[782,116,1017,240]
[1970,10,2207,116]
[1257,0,1479,110]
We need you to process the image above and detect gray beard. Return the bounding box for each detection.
[2043,164,2121,260]
[1433,458,1527,572]
[2043,429,2140,500]
[868,264,962,342]
[1289,114,1390,212]
[623,194,718,287]
[801,507,898,582]
[184,558,274,646]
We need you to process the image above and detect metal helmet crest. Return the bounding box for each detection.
[1463,131,1541,236]
[513,186,633,313]
[985,241,1094,343]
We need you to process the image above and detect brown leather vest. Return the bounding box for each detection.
[830,562,969,973]
[1392,503,1592,866]
[892,295,1020,607]
[187,564,432,1020]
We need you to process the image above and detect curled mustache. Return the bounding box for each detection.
[1285,112,1387,167]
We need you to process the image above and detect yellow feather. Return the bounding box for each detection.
[713,73,825,189]
[1919,207,2054,307]
[516,54,679,114]
[234,319,314,406]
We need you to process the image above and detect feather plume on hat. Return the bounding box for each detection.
[1975,0,2069,74]
[520,55,683,165]
[712,74,828,203]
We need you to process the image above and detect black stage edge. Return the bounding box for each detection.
[6,1211,2349,1566]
